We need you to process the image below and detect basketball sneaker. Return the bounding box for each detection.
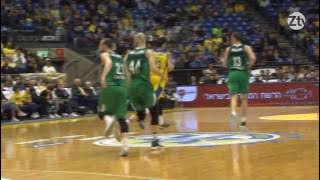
[119,137,129,157]
[119,146,128,157]
[138,120,145,129]
[11,117,20,122]
[160,122,170,129]
[151,138,163,150]
[239,121,248,132]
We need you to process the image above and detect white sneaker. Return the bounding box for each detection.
[54,114,61,118]
[70,113,79,117]
[31,113,40,119]
[62,113,69,117]
[49,114,55,119]
[18,111,27,117]
[119,139,129,157]
[12,117,20,122]
[119,146,128,157]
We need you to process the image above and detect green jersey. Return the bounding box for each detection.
[227,44,249,71]
[103,53,126,87]
[126,48,150,83]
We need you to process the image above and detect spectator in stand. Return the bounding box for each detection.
[12,48,27,73]
[296,67,306,81]
[83,81,98,113]
[71,78,88,111]
[41,86,61,119]
[1,84,27,121]
[42,59,57,74]
[203,64,216,77]
[190,76,198,85]
[9,86,40,119]
[53,82,78,117]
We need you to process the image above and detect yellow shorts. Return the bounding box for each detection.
[150,75,166,91]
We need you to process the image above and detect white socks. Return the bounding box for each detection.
[231,112,237,117]
[241,117,247,123]
[121,137,128,151]
[159,116,164,125]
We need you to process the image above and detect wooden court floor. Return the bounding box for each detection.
[1,106,319,180]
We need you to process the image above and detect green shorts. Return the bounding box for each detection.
[128,81,155,111]
[99,86,127,119]
[227,70,249,95]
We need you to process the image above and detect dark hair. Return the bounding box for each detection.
[101,38,113,48]
[155,37,167,48]
[231,32,241,42]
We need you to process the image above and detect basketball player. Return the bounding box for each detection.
[98,38,129,157]
[223,32,256,130]
[125,33,163,148]
[149,38,174,130]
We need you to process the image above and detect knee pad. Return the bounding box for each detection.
[137,111,146,121]
[118,118,129,133]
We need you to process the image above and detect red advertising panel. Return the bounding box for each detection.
[177,82,319,107]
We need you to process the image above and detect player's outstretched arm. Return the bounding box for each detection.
[245,45,256,68]
[100,52,112,88]
[147,49,161,76]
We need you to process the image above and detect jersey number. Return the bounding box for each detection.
[233,57,242,67]
[115,63,124,74]
[129,60,141,74]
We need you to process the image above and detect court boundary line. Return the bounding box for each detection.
[1,169,165,180]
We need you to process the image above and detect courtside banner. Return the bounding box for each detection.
[177,82,319,107]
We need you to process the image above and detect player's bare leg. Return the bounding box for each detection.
[127,111,146,129]
[230,94,238,131]
[150,105,163,149]
[240,94,248,131]
[103,115,116,137]
[136,111,146,129]
[156,101,170,129]
[118,118,129,157]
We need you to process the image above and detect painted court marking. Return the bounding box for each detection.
[1,169,164,180]
[94,132,280,148]
[260,113,318,121]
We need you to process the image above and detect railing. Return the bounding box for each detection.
[1,73,66,85]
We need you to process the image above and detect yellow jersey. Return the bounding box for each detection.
[150,51,169,91]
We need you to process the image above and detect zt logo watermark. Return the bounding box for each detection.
[287,12,306,30]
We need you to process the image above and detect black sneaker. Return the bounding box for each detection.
[138,120,145,129]
[151,138,163,149]
[160,122,170,129]
[240,121,248,131]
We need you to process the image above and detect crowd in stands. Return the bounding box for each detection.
[1,76,98,122]
[257,0,319,64]
[191,63,319,85]
[2,0,313,69]
[0,0,319,123]
[1,40,58,74]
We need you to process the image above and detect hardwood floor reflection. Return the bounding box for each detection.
[1,106,319,180]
